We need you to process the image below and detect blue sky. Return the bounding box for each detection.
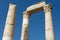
[0,0,60,40]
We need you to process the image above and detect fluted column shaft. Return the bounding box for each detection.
[43,4,54,40]
[2,4,16,40]
[21,11,30,40]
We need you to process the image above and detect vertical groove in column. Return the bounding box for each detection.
[2,3,16,40]
[43,4,54,40]
[21,11,30,40]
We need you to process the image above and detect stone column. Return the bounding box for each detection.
[2,3,16,40]
[21,11,30,40]
[43,4,54,40]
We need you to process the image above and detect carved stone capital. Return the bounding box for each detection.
[43,4,52,13]
[23,11,31,18]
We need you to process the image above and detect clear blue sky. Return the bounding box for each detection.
[0,0,60,40]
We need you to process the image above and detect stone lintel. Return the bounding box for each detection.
[26,2,45,14]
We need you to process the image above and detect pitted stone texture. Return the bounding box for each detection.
[43,4,52,13]
[44,4,54,40]
[26,2,45,14]
[2,37,13,40]
[2,3,16,40]
[21,12,29,40]
[27,2,45,11]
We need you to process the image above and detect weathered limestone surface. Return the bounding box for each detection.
[26,2,45,14]
[21,2,55,40]
[21,11,30,40]
[21,2,45,40]
[43,4,54,40]
[2,3,16,40]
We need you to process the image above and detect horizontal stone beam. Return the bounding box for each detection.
[26,2,45,14]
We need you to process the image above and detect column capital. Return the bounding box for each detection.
[43,4,52,13]
[23,11,31,17]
